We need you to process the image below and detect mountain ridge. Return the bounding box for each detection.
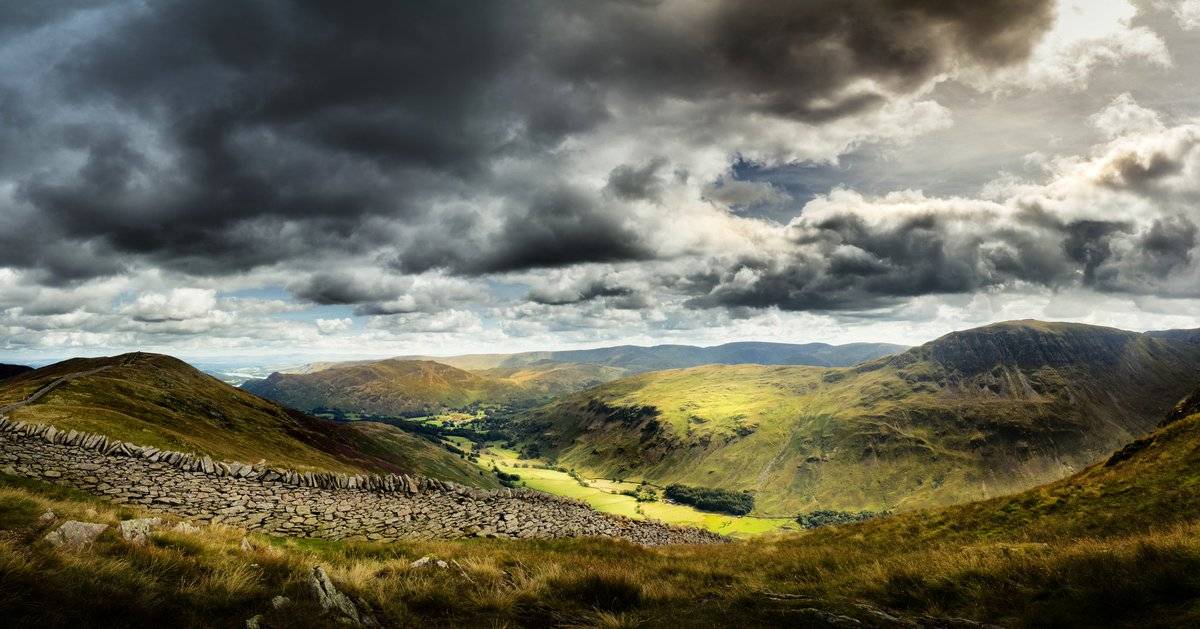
[346,340,908,372]
[510,320,1200,515]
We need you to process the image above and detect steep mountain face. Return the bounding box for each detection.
[0,364,33,381]
[0,353,497,488]
[397,341,908,373]
[512,321,1200,516]
[854,382,1200,543]
[243,359,534,416]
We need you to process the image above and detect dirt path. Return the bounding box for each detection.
[0,366,113,416]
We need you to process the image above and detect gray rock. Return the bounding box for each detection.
[119,517,162,544]
[245,614,263,629]
[38,509,56,524]
[309,565,362,625]
[44,520,108,549]
[173,521,202,534]
[271,595,291,609]
[410,556,448,569]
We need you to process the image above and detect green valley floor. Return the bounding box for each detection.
[478,445,798,537]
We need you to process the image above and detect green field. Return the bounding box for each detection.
[480,447,796,536]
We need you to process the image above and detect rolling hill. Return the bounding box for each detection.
[0,364,33,381]
[476,361,629,396]
[242,359,547,416]
[0,353,497,488]
[511,320,1200,516]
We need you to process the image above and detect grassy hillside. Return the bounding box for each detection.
[243,359,536,416]
[0,364,32,381]
[5,389,1200,626]
[848,380,1200,544]
[0,353,497,488]
[514,321,1200,516]
[477,361,629,396]
[249,358,631,418]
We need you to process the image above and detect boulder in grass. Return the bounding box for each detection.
[119,517,162,544]
[410,556,449,569]
[44,521,107,549]
[309,565,363,626]
[173,521,202,535]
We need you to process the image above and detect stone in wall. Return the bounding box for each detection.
[0,417,726,545]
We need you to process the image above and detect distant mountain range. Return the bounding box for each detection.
[395,340,910,372]
[511,320,1200,515]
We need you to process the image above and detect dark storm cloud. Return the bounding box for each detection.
[686,210,1062,311]
[1137,216,1198,276]
[684,204,1200,312]
[288,273,401,306]
[0,0,1057,291]
[543,0,1053,123]
[529,281,635,306]
[605,158,668,202]
[1061,219,1132,286]
[0,1,108,37]
[389,185,656,274]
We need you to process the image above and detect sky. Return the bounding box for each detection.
[2,0,1200,362]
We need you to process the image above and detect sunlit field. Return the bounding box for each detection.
[479,447,797,537]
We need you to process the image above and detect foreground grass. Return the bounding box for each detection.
[3,472,1200,627]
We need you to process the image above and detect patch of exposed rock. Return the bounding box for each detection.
[44,520,107,549]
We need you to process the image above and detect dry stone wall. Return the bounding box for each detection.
[0,417,724,545]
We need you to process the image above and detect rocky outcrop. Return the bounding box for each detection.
[309,565,372,626]
[44,520,108,549]
[119,517,162,544]
[0,417,724,545]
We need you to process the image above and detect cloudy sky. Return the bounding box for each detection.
[3,0,1200,361]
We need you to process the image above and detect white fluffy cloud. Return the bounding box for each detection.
[1170,0,1200,29]
[123,288,217,323]
[315,318,353,335]
[975,0,1170,89]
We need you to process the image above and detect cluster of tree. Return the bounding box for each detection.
[344,416,509,445]
[664,484,754,516]
[619,483,659,502]
[492,467,522,488]
[794,509,889,529]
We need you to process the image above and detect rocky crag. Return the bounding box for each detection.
[0,417,723,545]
